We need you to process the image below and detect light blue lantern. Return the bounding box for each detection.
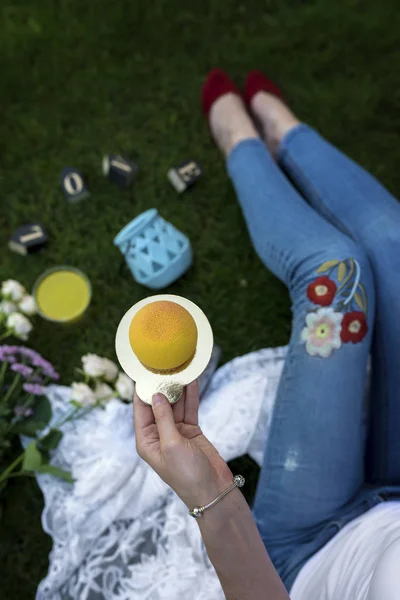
[114,209,192,289]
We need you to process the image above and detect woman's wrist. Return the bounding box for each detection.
[196,485,247,533]
[180,467,235,512]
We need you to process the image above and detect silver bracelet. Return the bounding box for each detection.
[188,475,245,518]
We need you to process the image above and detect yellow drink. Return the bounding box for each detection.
[34,267,91,323]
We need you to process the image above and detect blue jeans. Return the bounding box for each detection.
[226,125,400,592]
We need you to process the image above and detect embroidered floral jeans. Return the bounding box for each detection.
[227,126,400,592]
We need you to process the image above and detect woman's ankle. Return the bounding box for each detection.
[251,91,300,156]
[209,94,260,158]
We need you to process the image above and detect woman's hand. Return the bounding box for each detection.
[133,380,233,510]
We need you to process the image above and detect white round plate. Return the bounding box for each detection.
[115,294,214,405]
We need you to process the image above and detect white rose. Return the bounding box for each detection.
[101,358,119,382]
[115,373,134,400]
[19,295,37,316]
[7,312,32,341]
[71,382,96,406]
[1,280,26,302]
[94,382,114,402]
[0,301,18,316]
[82,354,106,378]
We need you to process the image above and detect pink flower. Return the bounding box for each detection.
[301,307,343,358]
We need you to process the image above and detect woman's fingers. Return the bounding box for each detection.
[133,389,155,440]
[152,393,181,446]
[172,391,185,422]
[184,380,199,425]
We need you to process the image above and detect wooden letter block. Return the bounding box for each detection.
[103,154,139,188]
[167,160,202,193]
[60,167,90,202]
[9,223,48,256]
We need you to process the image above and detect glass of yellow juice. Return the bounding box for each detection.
[33,266,92,324]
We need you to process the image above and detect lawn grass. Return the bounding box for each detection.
[0,0,399,597]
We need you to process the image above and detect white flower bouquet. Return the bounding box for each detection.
[71,353,134,406]
[0,279,37,342]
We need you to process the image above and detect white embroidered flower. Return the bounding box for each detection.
[82,354,106,378]
[94,382,114,402]
[0,300,18,316]
[71,382,96,406]
[7,312,32,341]
[1,279,26,302]
[19,295,37,316]
[301,307,343,358]
[115,373,134,400]
[101,358,119,382]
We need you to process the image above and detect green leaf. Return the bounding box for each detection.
[38,429,63,451]
[22,441,42,471]
[37,464,74,483]
[11,420,48,436]
[31,395,52,424]
[338,262,347,282]
[316,259,340,273]
[70,400,82,408]
[358,283,368,313]
[354,292,365,311]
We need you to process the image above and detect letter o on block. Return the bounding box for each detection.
[64,172,83,195]
[60,167,90,202]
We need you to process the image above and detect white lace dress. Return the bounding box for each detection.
[35,346,287,600]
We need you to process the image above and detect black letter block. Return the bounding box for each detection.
[9,223,48,256]
[167,160,202,193]
[103,154,139,188]
[60,167,90,202]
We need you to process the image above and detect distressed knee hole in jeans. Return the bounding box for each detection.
[284,448,299,472]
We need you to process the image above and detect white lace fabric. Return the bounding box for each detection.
[35,347,287,600]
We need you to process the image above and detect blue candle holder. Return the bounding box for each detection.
[114,209,192,289]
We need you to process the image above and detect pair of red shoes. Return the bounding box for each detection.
[201,69,284,119]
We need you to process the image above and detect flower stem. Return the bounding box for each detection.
[0,331,11,341]
[343,259,360,306]
[5,472,35,479]
[0,360,8,385]
[50,405,83,430]
[0,452,24,484]
[23,394,35,409]
[3,373,21,404]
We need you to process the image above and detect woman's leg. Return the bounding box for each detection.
[250,90,400,484]
[208,92,375,588]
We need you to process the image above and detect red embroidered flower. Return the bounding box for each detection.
[341,311,368,343]
[307,276,337,306]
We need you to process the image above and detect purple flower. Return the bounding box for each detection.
[23,383,45,396]
[29,355,59,380]
[0,352,16,363]
[44,367,60,381]
[14,406,33,418]
[31,355,52,370]
[16,347,40,360]
[0,345,20,354]
[11,363,34,378]
[1,346,59,379]
[0,345,17,363]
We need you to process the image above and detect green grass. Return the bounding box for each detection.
[0,0,399,596]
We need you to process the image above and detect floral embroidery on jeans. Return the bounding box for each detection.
[301,258,368,358]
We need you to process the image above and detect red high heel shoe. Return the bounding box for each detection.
[201,68,241,118]
[244,70,285,106]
